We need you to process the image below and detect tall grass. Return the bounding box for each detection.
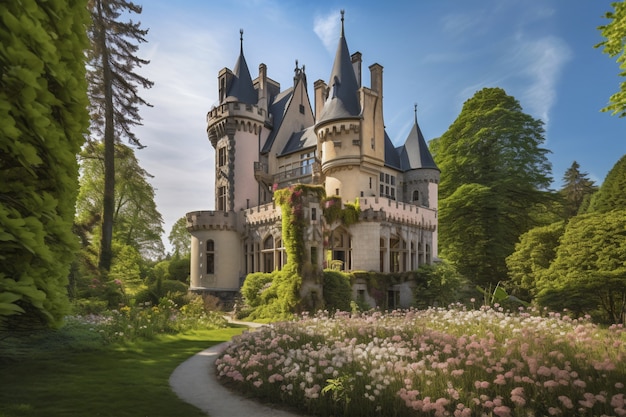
[216,306,626,417]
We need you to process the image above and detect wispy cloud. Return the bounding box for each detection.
[504,34,572,124]
[314,9,341,54]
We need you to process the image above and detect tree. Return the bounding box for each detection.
[0,0,90,327]
[537,211,626,324]
[76,142,164,260]
[168,217,191,257]
[431,88,553,287]
[560,161,598,219]
[506,221,565,296]
[586,154,626,213]
[596,1,626,117]
[87,0,153,272]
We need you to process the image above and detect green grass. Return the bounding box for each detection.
[0,325,246,417]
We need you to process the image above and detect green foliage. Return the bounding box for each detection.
[587,154,626,213]
[506,221,565,295]
[322,196,361,227]
[431,87,553,287]
[168,216,191,257]
[596,1,626,117]
[412,261,468,308]
[240,272,274,308]
[0,0,90,327]
[76,142,165,259]
[538,210,626,323]
[322,270,352,312]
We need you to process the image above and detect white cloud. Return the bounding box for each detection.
[314,9,341,54]
[505,35,572,124]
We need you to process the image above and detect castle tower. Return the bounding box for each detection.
[314,11,385,201]
[207,30,270,212]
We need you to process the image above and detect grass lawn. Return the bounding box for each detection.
[0,326,246,417]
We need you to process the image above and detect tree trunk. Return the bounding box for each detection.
[97,0,115,272]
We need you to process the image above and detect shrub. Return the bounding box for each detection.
[323,270,352,312]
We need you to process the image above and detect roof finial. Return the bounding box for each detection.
[414,103,419,123]
[340,9,345,37]
[239,29,244,53]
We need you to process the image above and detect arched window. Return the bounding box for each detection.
[206,240,215,274]
[412,190,419,203]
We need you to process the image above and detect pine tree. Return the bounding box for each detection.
[559,161,597,219]
[87,0,153,272]
[0,0,90,327]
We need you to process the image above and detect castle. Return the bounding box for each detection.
[186,12,439,309]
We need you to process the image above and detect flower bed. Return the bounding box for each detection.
[216,306,626,416]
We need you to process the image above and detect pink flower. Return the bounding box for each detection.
[558,395,573,409]
[493,405,512,417]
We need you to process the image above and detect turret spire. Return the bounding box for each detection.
[341,9,345,37]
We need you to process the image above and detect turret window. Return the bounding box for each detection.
[206,240,215,274]
[218,147,227,167]
[217,186,227,211]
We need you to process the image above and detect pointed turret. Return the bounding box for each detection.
[317,10,361,123]
[225,29,258,105]
[402,105,439,171]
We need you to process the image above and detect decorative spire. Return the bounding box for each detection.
[340,9,345,37]
[414,103,418,122]
[239,29,244,54]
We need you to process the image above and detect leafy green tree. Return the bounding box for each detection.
[506,221,565,295]
[560,161,598,219]
[431,87,553,287]
[412,260,467,309]
[0,0,90,327]
[596,0,626,117]
[537,211,626,324]
[587,154,626,213]
[168,216,191,257]
[76,142,164,260]
[87,0,153,271]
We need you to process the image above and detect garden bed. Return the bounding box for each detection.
[216,306,626,417]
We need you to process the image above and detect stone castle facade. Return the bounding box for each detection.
[186,14,440,308]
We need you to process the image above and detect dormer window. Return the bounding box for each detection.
[332,76,340,98]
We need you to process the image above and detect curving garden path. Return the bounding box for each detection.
[169,320,305,417]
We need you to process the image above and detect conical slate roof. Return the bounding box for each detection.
[398,107,439,171]
[317,12,361,123]
[226,30,257,105]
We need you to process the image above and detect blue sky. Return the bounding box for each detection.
[131,0,625,246]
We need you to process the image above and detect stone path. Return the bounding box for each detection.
[169,320,305,417]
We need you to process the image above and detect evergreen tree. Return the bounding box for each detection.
[560,161,598,219]
[431,87,553,287]
[0,0,90,327]
[87,0,153,272]
[587,154,626,213]
[596,0,626,117]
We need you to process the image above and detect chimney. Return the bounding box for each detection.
[369,63,383,96]
[314,79,327,120]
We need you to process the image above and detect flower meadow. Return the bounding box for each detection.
[66,295,227,344]
[216,306,626,417]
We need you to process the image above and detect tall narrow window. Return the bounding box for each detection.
[218,146,227,167]
[206,240,215,274]
[217,186,227,211]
